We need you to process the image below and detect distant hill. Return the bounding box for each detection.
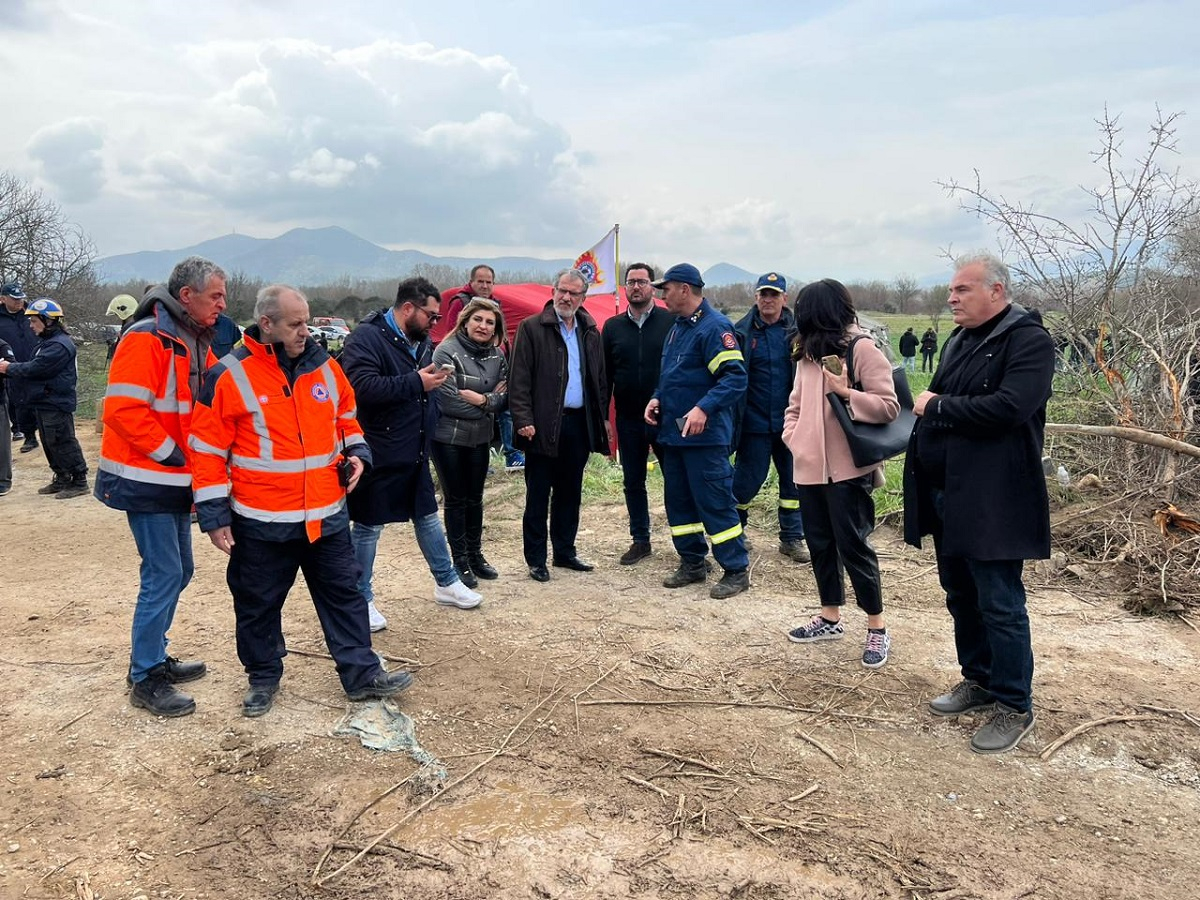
[96,226,574,286]
[701,263,758,286]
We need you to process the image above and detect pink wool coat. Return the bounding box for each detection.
[781,327,900,487]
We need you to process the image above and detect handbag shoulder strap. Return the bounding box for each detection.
[844,334,872,389]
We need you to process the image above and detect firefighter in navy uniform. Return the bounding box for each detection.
[644,264,750,599]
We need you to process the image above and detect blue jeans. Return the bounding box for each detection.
[931,489,1034,712]
[499,409,519,463]
[352,513,458,602]
[127,511,194,683]
[732,432,803,542]
[903,355,917,373]
[615,417,661,543]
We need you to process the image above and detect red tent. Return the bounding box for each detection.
[433,283,630,345]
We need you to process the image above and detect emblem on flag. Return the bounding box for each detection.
[573,226,619,297]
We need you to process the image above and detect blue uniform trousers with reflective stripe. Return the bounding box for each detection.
[660,444,748,573]
[732,431,804,542]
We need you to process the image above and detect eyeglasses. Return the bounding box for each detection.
[626,278,651,287]
[554,287,586,300]
[416,306,442,323]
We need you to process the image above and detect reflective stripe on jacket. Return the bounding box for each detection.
[95,303,214,512]
[189,329,370,543]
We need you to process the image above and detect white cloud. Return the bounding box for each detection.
[27,118,106,203]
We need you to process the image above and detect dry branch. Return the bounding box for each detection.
[1039,714,1161,760]
[1045,423,1200,458]
[642,747,725,774]
[622,772,672,799]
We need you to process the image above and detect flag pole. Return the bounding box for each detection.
[613,223,621,315]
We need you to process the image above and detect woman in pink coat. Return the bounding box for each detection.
[781,279,899,668]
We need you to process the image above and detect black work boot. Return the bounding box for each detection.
[37,474,65,495]
[710,569,750,599]
[55,474,90,500]
[663,560,709,588]
[130,664,196,717]
[126,656,208,688]
[468,551,498,579]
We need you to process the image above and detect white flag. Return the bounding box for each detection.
[573,226,618,296]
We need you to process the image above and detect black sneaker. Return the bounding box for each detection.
[242,683,279,718]
[619,542,652,565]
[929,679,995,717]
[455,562,479,589]
[19,437,38,454]
[130,666,196,717]
[970,704,1036,754]
[346,669,414,701]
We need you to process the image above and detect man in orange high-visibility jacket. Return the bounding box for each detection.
[95,256,225,719]
[189,284,413,718]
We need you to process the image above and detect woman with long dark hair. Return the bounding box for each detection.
[781,279,899,667]
[431,298,508,587]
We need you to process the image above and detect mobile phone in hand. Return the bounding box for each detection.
[820,355,842,376]
[440,363,455,373]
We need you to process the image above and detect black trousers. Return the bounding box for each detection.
[522,410,591,566]
[35,408,87,478]
[226,522,381,692]
[431,440,490,558]
[796,475,883,615]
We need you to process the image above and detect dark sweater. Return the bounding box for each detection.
[601,304,673,421]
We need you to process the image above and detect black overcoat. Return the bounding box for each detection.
[903,305,1055,560]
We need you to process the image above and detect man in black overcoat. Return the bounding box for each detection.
[904,252,1055,755]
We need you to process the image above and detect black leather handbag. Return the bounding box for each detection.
[826,335,917,467]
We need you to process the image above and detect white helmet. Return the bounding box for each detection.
[107,294,137,320]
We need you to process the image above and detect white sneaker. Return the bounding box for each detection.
[434,580,483,610]
[367,601,388,632]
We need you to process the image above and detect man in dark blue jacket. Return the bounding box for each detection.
[341,276,483,632]
[0,282,37,451]
[645,264,750,599]
[0,298,88,498]
[732,273,807,563]
[0,336,13,495]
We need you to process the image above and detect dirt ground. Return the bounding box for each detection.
[2,426,1198,900]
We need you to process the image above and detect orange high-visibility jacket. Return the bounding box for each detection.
[95,302,216,513]
[189,330,370,543]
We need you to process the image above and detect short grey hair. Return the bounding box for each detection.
[553,267,589,291]
[167,256,226,300]
[954,251,1010,298]
[254,284,307,322]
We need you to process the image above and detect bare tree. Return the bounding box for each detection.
[941,107,1200,489]
[920,284,949,329]
[0,171,96,301]
[892,274,920,315]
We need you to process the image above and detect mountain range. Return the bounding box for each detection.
[96,226,760,288]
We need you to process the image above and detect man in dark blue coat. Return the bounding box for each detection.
[904,252,1055,755]
[341,276,483,631]
[0,298,89,498]
[732,273,807,563]
[0,282,37,450]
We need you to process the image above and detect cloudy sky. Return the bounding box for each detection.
[2,0,1197,281]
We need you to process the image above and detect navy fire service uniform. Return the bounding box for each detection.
[732,304,804,542]
[654,298,749,572]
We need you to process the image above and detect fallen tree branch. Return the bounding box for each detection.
[1039,714,1161,760]
[622,772,671,799]
[1044,423,1200,458]
[794,731,841,767]
[580,697,904,725]
[642,747,725,774]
